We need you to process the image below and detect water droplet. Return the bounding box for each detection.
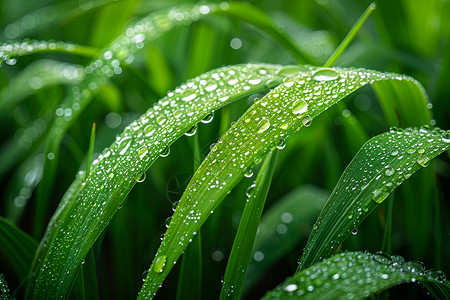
[244,168,253,178]
[442,132,450,143]
[165,216,172,228]
[292,99,308,115]
[219,95,230,102]
[301,115,312,127]
[205,83,217,92]
[160,146,170,157]
[246,183,256,197]
[172,201,179,212]
[138,147,149,159]
[156,115,167,125]
[181,92,197,101]
[153,255,167,273]
[201,112,214,124]
[276,138,286,150]
[118,136,132,155]
[144,124,156,136]
[311,68,339,81]
[282,77,295,88]
[136,172,146,183]
[185,125,197,136]
[248,78,262,85]
[351,228,358,235]
[407,148,416,154]
[417,156,430,167]
[283,284,298,292]
[142,269,149,281]
[257,119,270,133]
[385,167,394,176]
[277,65,303,76]
[253,251,265,262]
[372,189,389,203]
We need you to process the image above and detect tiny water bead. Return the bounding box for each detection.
[268,251,449,299]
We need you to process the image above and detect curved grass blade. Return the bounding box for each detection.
[262,251,450,300]
[0,216,38,279]
[32,2,225,238]
[299,127,450,270]
[0,40,97,65]
[219,151,277,299]
[243,186,329,294]
[140,67,429,299]
[26,64,286,299]
[372,79,432,127]
[0,60,84,114]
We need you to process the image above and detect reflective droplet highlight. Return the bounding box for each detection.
[312,68,339,81]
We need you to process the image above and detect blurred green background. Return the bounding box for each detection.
[1,0,449,299]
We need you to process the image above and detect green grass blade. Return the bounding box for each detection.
[0,216,38,280]
[0,40,98,64]
[372,79,432,127]
[176,131,203,300]
[299,127,450,270]
[262,251,450,300]
[243,186,329,295]
[0,60,84,114]
[176,232,202,300]
[140,67,428,299]
[26,64,286,299]
[0,274,12,300]
[219,151,277,299]
[85,123,96,179]
[323,3,376,67]
[31,2,224,238]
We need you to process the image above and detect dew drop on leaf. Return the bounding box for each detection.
[417,156,430,167]
[160,146,170,157]
[292,99,308,115]
[385,167,394,176]
[283,284,298,292]
[138,147,149,159]
[372,189,389,203]
[135,172,146,183]
[153,255,167,273]
[244,168,253,178]
[311,68,339,81]
[144,124,156,136]
[156,115,167,125]
[301,115,312,127]
[165,216,172,228]
[257,119,270,133]
[201,112,214,124]
[185,124,197,136]
[276,138,286,150]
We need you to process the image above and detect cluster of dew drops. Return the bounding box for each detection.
[272,251,449,299]
[306,126,450,257]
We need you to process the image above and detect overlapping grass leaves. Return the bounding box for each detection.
[139,66,430,298]
[263,251,450,300]
[26,64,286,299]
[299,126,450,271]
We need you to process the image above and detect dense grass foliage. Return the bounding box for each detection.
[1,0,450,299]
